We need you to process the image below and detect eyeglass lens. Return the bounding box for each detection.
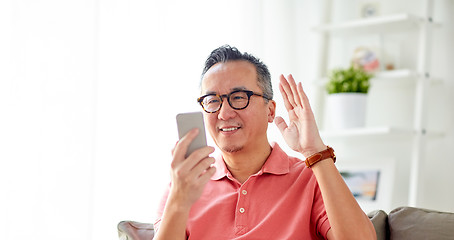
[202,91,250,112]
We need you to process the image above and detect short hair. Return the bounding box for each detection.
[201,45,273,100]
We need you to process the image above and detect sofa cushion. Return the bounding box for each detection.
[388,206,454,240]
[368,210,389,240]
[117,220,155,240]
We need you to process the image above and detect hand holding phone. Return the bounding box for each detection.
[176,112,208,158]
[168,112,215,219]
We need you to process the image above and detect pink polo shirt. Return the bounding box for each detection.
[155,143,331,239]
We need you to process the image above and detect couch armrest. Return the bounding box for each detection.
[368,210,389,240]
[118,221,155,240]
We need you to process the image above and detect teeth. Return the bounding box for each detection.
[221,127,239,132]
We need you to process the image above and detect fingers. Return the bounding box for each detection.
[287,74,303,107]
[279,75,295,111]
[172,128,199,167]
[279,74,312,112]
[180,146,215,174]
[172,129,216,183]
[168,147,216,209]
[171,140,178,155]
[274,116,288,134]
[198,166,217,185]
[279,80,293,112]
[279,74,303,110]
[186,155,216,183]
[297,82,312,111]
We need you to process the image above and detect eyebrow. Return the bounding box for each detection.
[205,86,248,95]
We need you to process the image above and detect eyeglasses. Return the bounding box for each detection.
[197,90,271,113]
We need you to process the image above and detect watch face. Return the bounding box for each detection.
[329,147,336,161]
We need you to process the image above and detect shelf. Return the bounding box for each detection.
[371,69,443,85]
[320,127,443,139]
[313,69,442,88]
[313,13,439,35]
[320,127,415,139]
[313,69,419,87]
[373,69,419,79]
[370,69,419,86]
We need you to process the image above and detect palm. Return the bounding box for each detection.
[275,74,325,158]
[281,108,307,150]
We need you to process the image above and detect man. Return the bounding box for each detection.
[154,45,376,239]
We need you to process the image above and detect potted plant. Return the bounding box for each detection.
[325,65,373,130]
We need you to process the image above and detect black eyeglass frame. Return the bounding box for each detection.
[197,90,271,113]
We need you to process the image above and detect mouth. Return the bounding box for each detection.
[219,126,241,132]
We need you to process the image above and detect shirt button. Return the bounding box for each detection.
[239,208,245,213]
[242,190,247,195]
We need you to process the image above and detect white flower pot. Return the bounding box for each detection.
[326,93,367,130]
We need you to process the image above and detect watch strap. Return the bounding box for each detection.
[305,146,336,168]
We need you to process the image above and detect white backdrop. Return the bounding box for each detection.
[0,1,322,239]
[2,0,452,239]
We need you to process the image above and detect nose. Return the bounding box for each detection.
[217,98,237,120]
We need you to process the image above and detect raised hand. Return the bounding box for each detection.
[274,74,326,158]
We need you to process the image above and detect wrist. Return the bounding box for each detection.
[167,190,194,213]
[300,144,328,158]
[166,196,192,215]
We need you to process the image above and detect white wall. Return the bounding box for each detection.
[1,0,452,239]
[92,1,288,239]
[0,1,96,239]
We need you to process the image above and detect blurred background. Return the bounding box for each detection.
[1,0,453,239]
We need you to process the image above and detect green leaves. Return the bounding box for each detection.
[326,66,372,94]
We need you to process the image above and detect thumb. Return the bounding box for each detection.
[274,116,288,134]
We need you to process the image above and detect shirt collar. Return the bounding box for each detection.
[211,142,290,181]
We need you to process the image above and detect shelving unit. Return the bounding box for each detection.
[313,0,441,209]
[320,127,415,139]
[320,126,442,142]
[315,69,421,87]
[314,13,428,35]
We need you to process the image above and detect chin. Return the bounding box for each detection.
[221,145,243,153]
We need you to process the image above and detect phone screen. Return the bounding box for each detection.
[176,112,207,157]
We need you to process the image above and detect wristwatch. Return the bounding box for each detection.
[305,146,336,168]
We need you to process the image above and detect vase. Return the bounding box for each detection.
[326,93,367,130]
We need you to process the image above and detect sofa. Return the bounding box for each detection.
[118,206,454,240]
[367,206,454,240]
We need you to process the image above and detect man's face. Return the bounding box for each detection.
[200,60,275,153]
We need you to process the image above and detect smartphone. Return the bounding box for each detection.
[176,112,207,158]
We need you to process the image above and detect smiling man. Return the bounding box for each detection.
[153,45,376,240]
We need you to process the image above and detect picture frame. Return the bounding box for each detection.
[340,169,380,201]
[337,158,395,213]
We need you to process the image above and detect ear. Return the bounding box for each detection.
[267,100,276,123]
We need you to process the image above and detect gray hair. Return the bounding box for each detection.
[201,45,273,100]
